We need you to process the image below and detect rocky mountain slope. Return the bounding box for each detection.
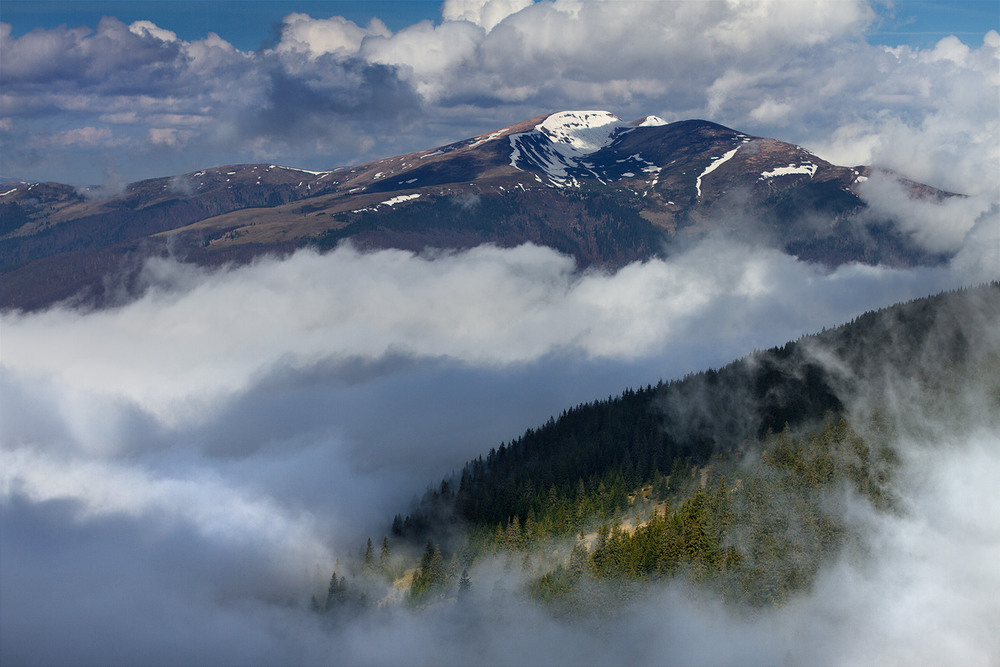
[1,111,951,311]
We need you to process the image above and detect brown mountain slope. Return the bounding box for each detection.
[0,111,949,311]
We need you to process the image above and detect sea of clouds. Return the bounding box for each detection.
[2,208,998,663]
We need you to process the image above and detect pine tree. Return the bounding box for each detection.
[325,571,348,611]
[363,537,374,570]
[568,538,589,577]
[410,538,446,602]
[458,568,472,599]
[379,535,391,575]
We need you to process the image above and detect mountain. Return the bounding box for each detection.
[332,282,1000,611]
[0,111,952,311]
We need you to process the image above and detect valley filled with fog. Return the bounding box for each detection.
[3,199,998,663]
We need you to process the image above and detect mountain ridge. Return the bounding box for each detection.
[1,111,953,311]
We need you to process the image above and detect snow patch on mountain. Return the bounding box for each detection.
[380,194,420,206]
[634,115,667,127]
[696,146,742,199]
[274,166,333,176]
[468,129,506,149]
[536,111,630,156]
[759,163,817,180]
[509,110,642,187]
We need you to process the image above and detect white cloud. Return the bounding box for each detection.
[0,446,330,560]
[46,125,113,146]
[1,238,961,426]
[441,0,534,31]
[2,2,997,198]
[952,205,1000,284]
[360,19,483,100]
[857,170,996,254]
[749,98,793,123]
[148,126,192,146]
[128,19,178,43]
[275,13,390,58]
[785,429,1000,665]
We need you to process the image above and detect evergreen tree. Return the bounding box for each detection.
[363,537,374,570]
[379,535,391,574]
[324,571,348,612]
[458,569,472,599]
[410,538,446,602]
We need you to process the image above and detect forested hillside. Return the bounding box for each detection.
[319,282,1000,613]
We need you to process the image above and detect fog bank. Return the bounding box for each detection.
[1,230,997,665]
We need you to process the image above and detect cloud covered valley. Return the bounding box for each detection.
[2,214,999,663]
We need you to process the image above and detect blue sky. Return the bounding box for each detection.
[4,0,996,50]
[870,1,998,48]
[1,0,998,187]
[868,0,1000,48]
[1,1,442,50]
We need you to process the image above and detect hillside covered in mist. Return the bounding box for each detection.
[320,282,1000,621]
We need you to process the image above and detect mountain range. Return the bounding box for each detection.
[0,110,953,311]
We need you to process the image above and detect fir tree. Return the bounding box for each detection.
[363,537,374,570]
[458,569,472,599]
[379,535,391,574]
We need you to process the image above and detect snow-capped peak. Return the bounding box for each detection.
[633,115,667,127]
[509,110,640,187]
[535,111,630,157]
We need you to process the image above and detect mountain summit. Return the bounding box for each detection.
[1,111,950,310]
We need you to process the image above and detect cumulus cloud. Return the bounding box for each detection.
[0,15,417,180]
[148,127,192,146]
[1,1,996,194]
[442,0,534,32]
[129,19,178,43]
[275,13,391,58]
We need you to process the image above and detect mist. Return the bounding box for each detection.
[2,218,998,664]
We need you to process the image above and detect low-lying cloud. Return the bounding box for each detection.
[2,228,997,664]
[857,170,997,254]
[2,237,963,423]
[6,415,995,666]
